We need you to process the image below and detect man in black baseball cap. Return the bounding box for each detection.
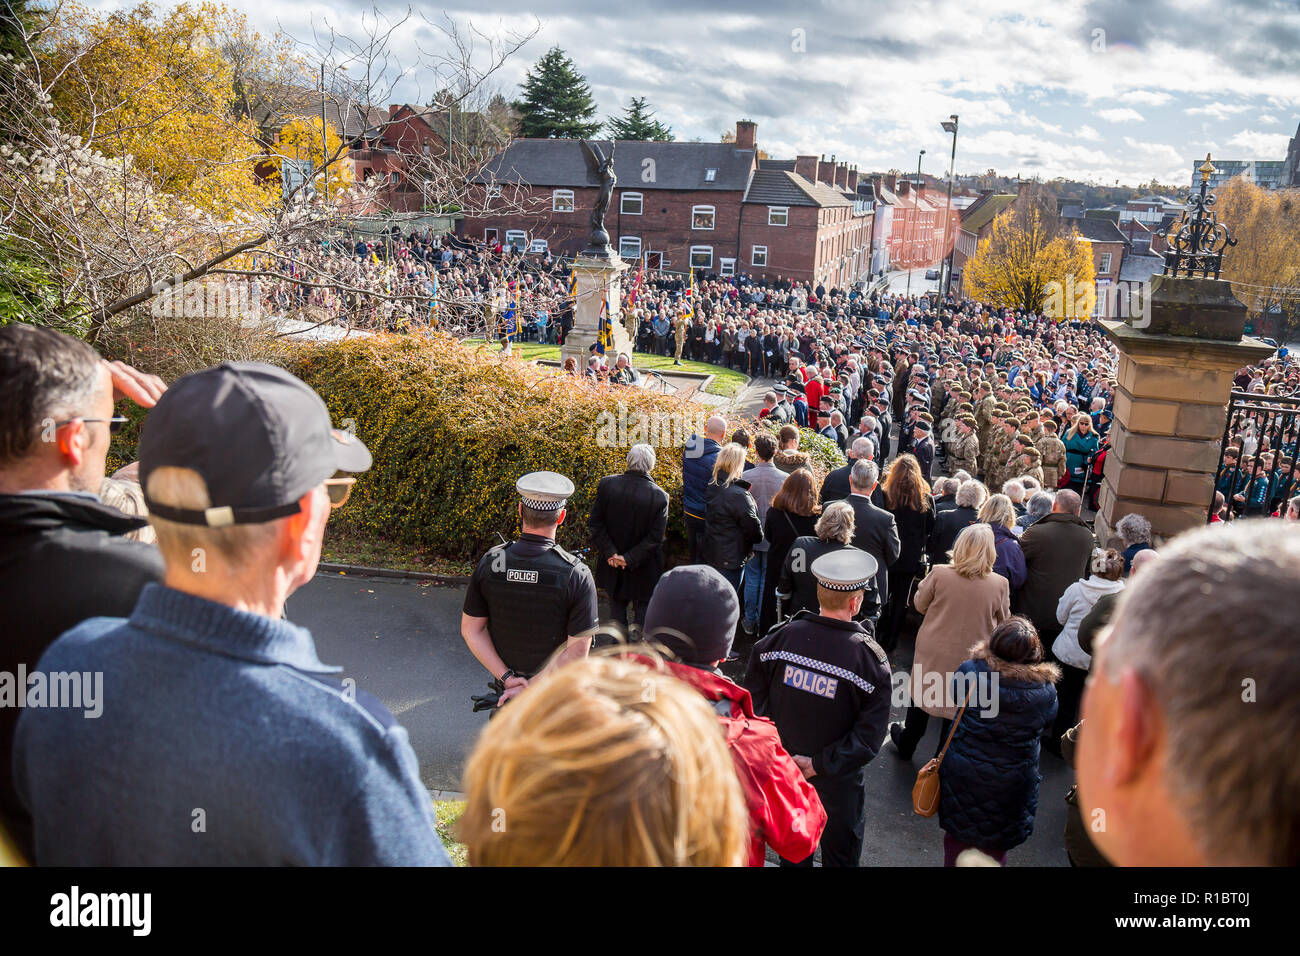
[14,361,449,865]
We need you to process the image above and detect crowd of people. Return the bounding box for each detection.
[2,253,1298,867]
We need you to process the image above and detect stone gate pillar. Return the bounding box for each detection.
[1096,273,1273,543]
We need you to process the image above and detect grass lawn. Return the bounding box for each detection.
[433,800,468,866]
[463,338,748,398]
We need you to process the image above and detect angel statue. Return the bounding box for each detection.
[579,139,617,256]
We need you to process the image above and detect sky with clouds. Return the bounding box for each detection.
[135,0,1300,188]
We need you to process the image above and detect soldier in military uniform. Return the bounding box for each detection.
[1038,418,1068,490]
[949,415,980,478]
[461,472,599,710]
[673,309,688,365]
[744,551,892,867]
[1014,444,1045,487]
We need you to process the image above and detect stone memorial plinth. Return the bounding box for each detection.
[1096,273,1273,543]
[560,252,633,369]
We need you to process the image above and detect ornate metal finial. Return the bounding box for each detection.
[1162,152,1236,279]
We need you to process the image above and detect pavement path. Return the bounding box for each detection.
[288,569,1072,866]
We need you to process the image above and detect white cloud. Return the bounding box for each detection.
[1186,102,1252,119]
[1225,130,1291,156]
[1118,90,1172,106]
[1096,108,1144,123]
[1076,125,1101,141]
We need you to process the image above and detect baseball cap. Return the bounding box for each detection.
[140,362,372,527]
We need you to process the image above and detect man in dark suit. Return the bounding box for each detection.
[820,436,872,504]
[845,459,900,622]
[589,443,670,635]
[911,420,935,482]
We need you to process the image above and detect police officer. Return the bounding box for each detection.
[461,472,599,709]
[744,551,892,867]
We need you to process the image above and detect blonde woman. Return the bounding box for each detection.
[703,442,764,594]
[1062,414,1100,493]
[978,493,1026,590]
[460,655,749,866]
[889,524,1011,760]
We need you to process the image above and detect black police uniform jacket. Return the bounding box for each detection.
[743,611,892,780]
[463,534,598,676]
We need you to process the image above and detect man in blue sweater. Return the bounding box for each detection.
[13,362,450,866]
[682,415,726,563]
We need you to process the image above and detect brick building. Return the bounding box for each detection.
[462,121,875,286]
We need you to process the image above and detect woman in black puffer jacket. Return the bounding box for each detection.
[703,442,764,595]
[938,616,1059,866]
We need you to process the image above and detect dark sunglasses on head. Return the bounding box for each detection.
[56,416,130,434]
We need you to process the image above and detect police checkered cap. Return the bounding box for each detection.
[812,550,878,592]
[516,471,574,511]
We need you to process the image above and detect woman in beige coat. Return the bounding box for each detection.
[889,524,1010,760]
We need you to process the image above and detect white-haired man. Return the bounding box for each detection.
[588,444,670,636]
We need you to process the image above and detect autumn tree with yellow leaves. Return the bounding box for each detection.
[1213,177,1300,343]
[965,195,1096,319]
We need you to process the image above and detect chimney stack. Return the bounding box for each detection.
[847,166,859,192]
[735,119,757,151]
[834,164,849,189]
[795,154,819,181]
[817,157,836,185]
[883,173,897,192]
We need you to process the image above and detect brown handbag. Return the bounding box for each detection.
[911,682,976,817]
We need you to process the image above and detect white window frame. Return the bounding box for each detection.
[505,229,527,250]
[486,183,501,198]
[689,245,713,270]
[1099,252,1112,273]
[484,227,499,242]
[691,205,716,230]
[719,257,736,276]
[552,189,575,213]
[704,168,718,182]
[752,245,768,267]
[618,236,642,260]
[621,192,643,215]
[768,206,789,226]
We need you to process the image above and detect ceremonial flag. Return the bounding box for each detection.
[596,294,612,354]
[568,270,578,298]
[684,268,695,320]
[627,262,645,309]
[503,289,517,336]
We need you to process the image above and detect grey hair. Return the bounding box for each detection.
[1026,491,1054,517]
[951,469,972,484]
[1116,512,1152,545]
[850,437,873,459]
[860,416,878,432]
[815,500,856,544]
[1097,522,1300,865]
[1002,478,1026,502]
[626,443,656,473]
[849,458,879,492]
[955,479,988,509]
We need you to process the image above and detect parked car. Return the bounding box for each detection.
[925,268,940,280]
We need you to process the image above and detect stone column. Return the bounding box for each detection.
[560,253,633,370]
[1096,274,1273,543]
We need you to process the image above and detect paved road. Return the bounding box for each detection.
[288,569,1072,866]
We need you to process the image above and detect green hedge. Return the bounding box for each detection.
[291,332,708,560]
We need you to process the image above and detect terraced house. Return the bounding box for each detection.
[462,121,875,287]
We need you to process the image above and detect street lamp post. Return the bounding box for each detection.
[320,62,328,208]
[940,115,959,300]
[905,148,925,299]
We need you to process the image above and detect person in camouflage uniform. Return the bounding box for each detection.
[950,415,981,476]
[988,416,1020,491]
[673,310,688,365]
[1013,445,1045,487]
[1021,408,1045,446]
[1038,418,1068,490]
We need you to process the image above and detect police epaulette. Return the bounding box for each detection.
[550,544,582,567]
[862,634,890,666]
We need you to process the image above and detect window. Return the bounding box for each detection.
[391,171,402,186]
[619,236,642,260]
[422,142,431,157]
[768,206,788,226]
[692,205,715,230]
[505,230,527,251]
[719,257,735,276]
[484,227,498,242]
[704,168,717,182]
[553,189,575,212]
[1099,252,1112,273]
[689,246,713,270]
[620,192,643,215]
[486,183,501,198]
[752,245,768,267]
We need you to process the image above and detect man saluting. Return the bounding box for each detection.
[461,471,598,709]
[744,550,892,867]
